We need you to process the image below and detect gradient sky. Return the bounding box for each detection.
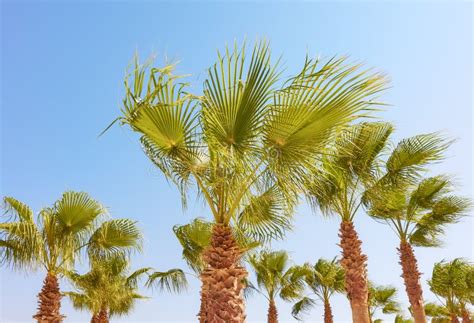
[1,1,472,322]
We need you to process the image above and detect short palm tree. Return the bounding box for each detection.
[65,255,186,323]
[113,41,387,321]
[428,259,474,323]
[64,256,149,323]
[292,258,345,323]
[305,122,394,322]
[363,133,471,323]
[368,282,402,322]
[0,192,142,322]
[248,250,306,323]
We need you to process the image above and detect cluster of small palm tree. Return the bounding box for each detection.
[1,41,472,322]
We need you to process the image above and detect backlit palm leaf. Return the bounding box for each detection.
[146,268,188,293]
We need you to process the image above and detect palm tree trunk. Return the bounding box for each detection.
[339,221,370,323]
[198,280,208,323]
[451,315,460,323]
[324,299,334,323]
[200,224,247,323]
[33,272,64,323]
[267,299,278,323]
[91,308,108,323]
[398,241,426,323]
[461,308,472,323]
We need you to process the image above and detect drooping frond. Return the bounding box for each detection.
[237,187,292,243]
[3,197,34,222]
[87,219,142,259]
[173,218,212,273]
[385,133,452,185]
[146,268,188,293]
[291,296,317,321]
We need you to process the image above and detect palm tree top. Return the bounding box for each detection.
[1,191,142,273]
[110,41,388,228]
[248,250,306,302]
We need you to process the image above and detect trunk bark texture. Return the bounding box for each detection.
[451,316,460,323]
[91,308,108,323]
[199,224,247,323]
[339,221,370,323]
[267,299,278,323]
[324,299,334,323]
[33,272,64,323]
[398,241,426,323]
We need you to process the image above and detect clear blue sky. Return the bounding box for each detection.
[1,1,472,322]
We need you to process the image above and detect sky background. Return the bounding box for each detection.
[1,1,472,322]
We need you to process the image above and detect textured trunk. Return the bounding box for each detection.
[33,272,64,323]
[339,221,370,323]
[200,224,247,323]
[398,241,426,323]
[324,299,334,323]
[91,308,108,323]
[451,316,460,323]
[198,281,208,323]
[267,299,278,323]
[461,309,472,323]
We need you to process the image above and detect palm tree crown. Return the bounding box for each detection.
[292,258,345,322]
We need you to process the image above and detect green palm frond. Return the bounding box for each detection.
[0,222,43,269]
[202,40,280,155]
[146,268,188,293]
[291,296,317,321]
[368,282,401,319]
[173,218,212,273]
[126,267,153,288]
[385,133,452,184]
[265,57,387,181]
[54,191,106,234]
[410,195,470,247]
[63,291,91,312]
[3,197,34,222]
[237,187,292,243]
[87,219,142,260]
[248,250,305,302]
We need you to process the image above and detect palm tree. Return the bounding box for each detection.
[305,122,394,322]
[365,144,471,323]
[112,41,387,321]
[247,250,306,323]
[64,256,148,323]
[428,259,474,323]
[368,282,402,322]
[65,255,186,323]
[292,258,345,323]
[0,192,142,322]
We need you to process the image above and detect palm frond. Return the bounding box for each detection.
[87,219,142,259]
[202,40,280,155]
[291,297,317,321]
[146,268,188,293]
[3,197,34,222]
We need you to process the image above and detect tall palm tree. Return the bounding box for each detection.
[367,282,402,322]
[305,122,394,322]
[365,151,471,323]
[247,250,306,323]
[0,192,142,322]
[292,258,345,323]
[428,259,474,323]
[112,41,387,321]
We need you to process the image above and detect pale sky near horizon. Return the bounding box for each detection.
[1,1,473,322]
